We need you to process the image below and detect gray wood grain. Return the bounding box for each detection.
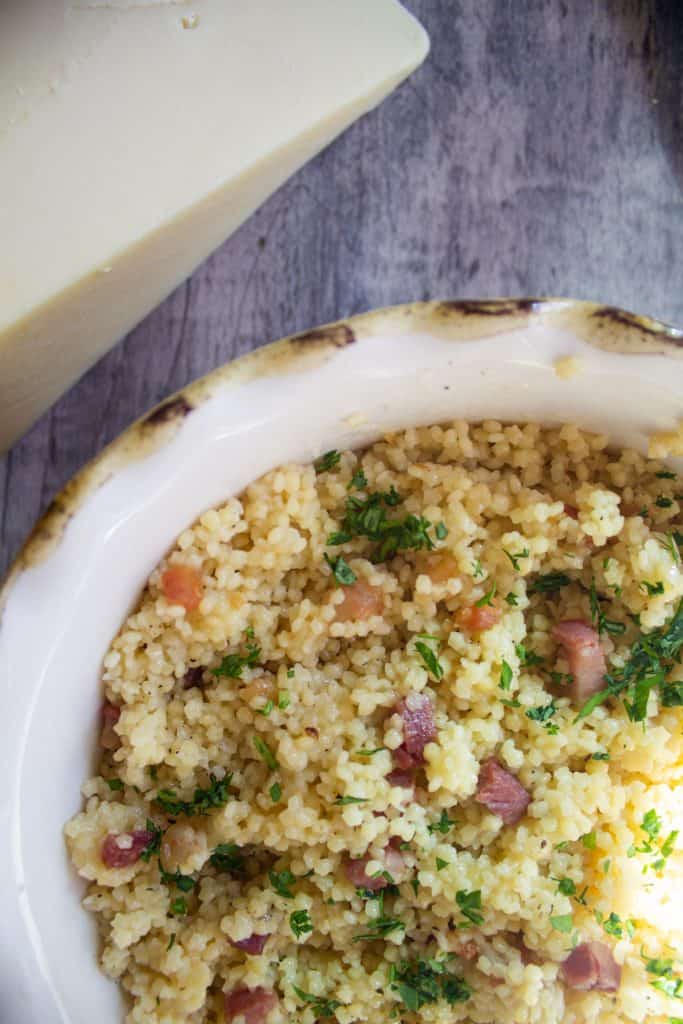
[2,0,682,579]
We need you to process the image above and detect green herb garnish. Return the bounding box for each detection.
[155,773,231,817]
[435,521,449,540]
[334,795,369,806]
[628,809,678,872]
[475,583,497,607]
[354,915,406,941]
[209,843,245,875]
[589,578,626,636]
[212,640,261,679]
[328,488,437,562]
[456,889,483,926]
[348,469,368,490]
[504,548,529,571]
[414,638,444,681]
[515,643,544,667]
[106,778,124,791]
[324,552,357,586]
[269,869,297,899]
[290,909,313,939]
[389,956,471,1011]
[315,450,341,474]
[427,810,456,835]
[499,660,513,691]
[550,913,573,933]
[253,736,279,771]
[170,897,187,916]
[140,819,163,862]
[270,782,282,803]
[292,987,341,1018]
[581,831,597,850]
[529,572,572,593]
[526,699,558,724]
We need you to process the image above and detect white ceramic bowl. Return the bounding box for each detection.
[1,298,682,1023]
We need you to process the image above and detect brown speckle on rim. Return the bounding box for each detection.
[144,396,193,427]
[438,299,544,317]
[591,306,683,342]
[290,324,356,349]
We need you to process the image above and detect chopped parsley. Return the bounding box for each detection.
[209,843,245,875]
[253,736,279,771]
[334,795,369,806]
[642,579,665,597]
[475,582,497,607]
[499,660,513,691]
[155,773,231,817]
[526,699,558,727]
[550,913,573,933]
[628,809,678,872]
[656,496,674,508]
[389,956,471,1011]
[472,559,484,578]
[576,598,683,723]
[500,697,521,708]
[504,548,529,571]
[436,857,448,871]
[505,591,519,606]
[170,897,187,916]
[278,689,290,709]
[315,450,341,474]
[106,778,124,791]
[327,488,437,562]
[212,639,261,679]
[589,578,626,637]
[290,909,313,939]
[356,747,387,757]
[643,956,683,1000]
[167,933,176,951]
[160,867,195,892]
[324,552,357,586]
[456,889,484,927]
[529,572,572,593]
[427,810,457,835]
[515,643,544,667]
[140,819,163,862]
[292,987,341,1018]
[581,831,597,850]
[414,638,444,681]
[591,751,610,761]
[435,521,449,540]
[595,910,635,939]
[354,914,406,942]
[270,781,282,803]
[269,869,297,899]
[553,877,588,904]
[256,700,274,717]
[348,469,368,490]
[656,471,677,479]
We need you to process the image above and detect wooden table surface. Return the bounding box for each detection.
[1,0,682,579]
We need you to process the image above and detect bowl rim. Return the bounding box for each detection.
[2,295,682,605]
[2,294,683,1023]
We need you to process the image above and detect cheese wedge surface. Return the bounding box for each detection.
[0,0,428,451]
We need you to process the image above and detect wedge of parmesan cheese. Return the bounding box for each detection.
[0,0,428,451]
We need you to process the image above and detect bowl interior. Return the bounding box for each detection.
[1,302,682,1022]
